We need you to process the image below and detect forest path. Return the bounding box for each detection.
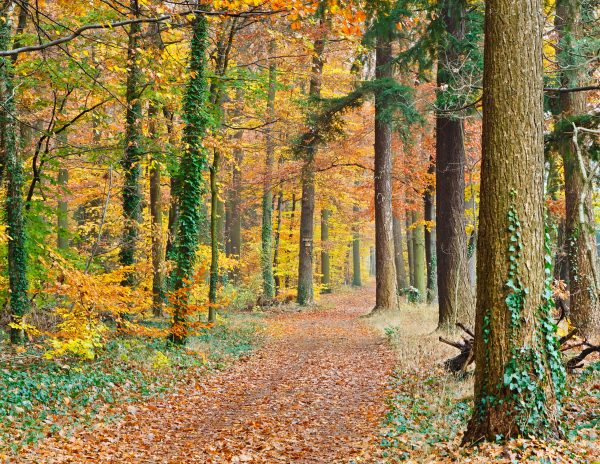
[22,285,394,463]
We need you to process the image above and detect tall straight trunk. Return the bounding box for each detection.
[321,209,331,293]
[56,126,69,251]
[412,210,426,301]
[273,191,283,294]
[436,0,474,328]
[148,102,165,317]
[556,0,600,338]
[424,184,437,303]
[285,194,296,288]
[261,39,277,300]
[406,213,415,286]
[226,144,243,281]
[163,107,178,264]
[297,28,325,306]
[120,0,143,285]
[464,0,564,441]
[372,32,398,311]
[352,206,362,287]
[208,148,220,322]
[1,3,29,344]
[393,215,407,290]
[169,12,210,344]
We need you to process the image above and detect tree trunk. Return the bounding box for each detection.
[406,213,415,286]
[273,191,283,294]
[57,157,69,250]
[436,0,474,328]
[297,27,325,306]
[352,206,362,287]
[372,32,398,311]
[1,2,30,344]
[424,184,437,303]
[464,0,564,441]
[393,215,408,290]
[412,210,426,301]
[261,38,277,300]
[369,246,376,277]
[148,102,165,317]
[169,12,210,344]
[120,0,143,285]
[556,0,600,339]
[321,209,331,293]
[209,149,220,322]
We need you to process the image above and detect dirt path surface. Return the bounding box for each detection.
[20,288,394,463]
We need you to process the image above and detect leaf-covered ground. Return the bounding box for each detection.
[15,288,395,463]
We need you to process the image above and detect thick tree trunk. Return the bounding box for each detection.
[373,33,398,311]
[120,0,143,285]
[321,209,331,293]
[412,210,426,301]
[393,215,408,290]
[464,0,564,441]
[261,39,277,300]
[406,213,415,286]
[1,2,30,344]
[556,0,600,339]
[436,0,474,328]
[297,28,325,306]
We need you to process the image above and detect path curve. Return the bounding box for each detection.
[20,287,394,463]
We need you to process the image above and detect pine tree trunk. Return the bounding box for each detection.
[412,210,426,301]
[393,215,408,290]
[120,0,143,286]
[463,0,564,441]
[556,0,600,339]
[321,209,331,293]
[436,0,474,328]
[373,32,398,311]
[261,39,277,300]
[1,3,29,344]
[297,28,325,306]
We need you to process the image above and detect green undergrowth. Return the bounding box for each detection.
[0,313,265,453]
[378,362,600,463]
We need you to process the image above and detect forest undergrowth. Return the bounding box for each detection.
[369,306,600,464]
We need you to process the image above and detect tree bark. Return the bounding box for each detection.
[1,1,30,344]
[464,0,564,441]
[556,0,600,339]
[393,215,408,290]
[321,209,331,293]
[352,208,362,287]
[56,132,69,251]
[261,38,277,300]
[372,32,398,311]
[120,0,143,285]
[406,213,415,286]
[297,26,325,306]
[436,0,474,328]
[412,210,426,301]
[424,183,437,303]
[273,191,283,294]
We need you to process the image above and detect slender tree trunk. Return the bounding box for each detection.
[1,2,29,344]
[412,210,426,301]
[273,191,284,294]
[285,194,296,288]
[208,149,220,322]
[352,206,362,287]
[406,213,415,286]
[436,0,474,328]
[372,32,398,312]
[148,102,165,317]
[369,246,376,277]
[556,0,600,338]
[297,28,325,306]
[424,184,437,303]
[56,128,69,251]
[120,0,143,286]
[261,39,277,300]
[169,12,210,344]
[393,215,407,290]
[321,209,331,293]
[464,0,564,441]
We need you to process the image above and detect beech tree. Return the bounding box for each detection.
[464,0,565,441]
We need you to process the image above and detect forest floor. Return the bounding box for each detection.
[9,284,600,463]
